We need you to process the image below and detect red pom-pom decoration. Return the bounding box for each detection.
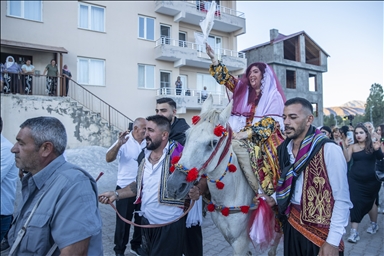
[216,181,224,189]
[240,206,250,214]
[171,156,181,165]
[186,168,199,182]
[221,207,229,216]
[170,165,175,173]
[228,164,237,172]
[214,125,226,137]
[192,116,201,125]
[207,203,215,212]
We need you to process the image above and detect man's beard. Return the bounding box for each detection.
[146,137,162,150]
[285,123,307,140]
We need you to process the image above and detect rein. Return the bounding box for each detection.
[199,124,233,172]
[108,200,195,228]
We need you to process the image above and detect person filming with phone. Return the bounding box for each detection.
[105,118,147,256]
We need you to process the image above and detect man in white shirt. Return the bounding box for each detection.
[106,118,146,256]
[276,97,352,256]
[1,117,18,250]
[100,115,188,255]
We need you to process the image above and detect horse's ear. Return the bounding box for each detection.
[219,100,233,125]
[200,94,213,114]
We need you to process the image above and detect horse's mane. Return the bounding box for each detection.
[198,109,222,126]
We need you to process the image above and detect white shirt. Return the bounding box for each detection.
[140,142,183,224]
[1,134,18,215]
[287,140,353,246]
[107,133,146,188]
[21,64,34,72]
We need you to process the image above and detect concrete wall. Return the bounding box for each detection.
[1,94,119,148]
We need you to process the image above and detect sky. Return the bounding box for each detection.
[236,1,383,107]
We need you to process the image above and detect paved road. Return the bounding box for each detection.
[2,146,383,256]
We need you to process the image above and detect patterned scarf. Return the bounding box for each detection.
[276,126,329,216]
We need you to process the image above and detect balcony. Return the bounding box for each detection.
[155,37,247,72]
[155,1,245,36]
[156,88,229,113]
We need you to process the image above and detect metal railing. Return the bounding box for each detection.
[1,73,132,131]
[195,1,245,18]
[157,87,228,105]
[156,37,246,59]
[155,1,245,18]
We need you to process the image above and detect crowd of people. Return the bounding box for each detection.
[0,56,71,96]
[1,42,383,256]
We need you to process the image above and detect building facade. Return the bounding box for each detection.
[242,29,329,126]
[1,0,247,125]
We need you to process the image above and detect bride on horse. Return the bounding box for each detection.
[205,43,286,251]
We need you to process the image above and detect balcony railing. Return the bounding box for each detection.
[195,1,245,18]
[157,87,229,107]
[1,73,132,131]
[155,37,246,59]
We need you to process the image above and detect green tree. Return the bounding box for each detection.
[364,83,384,126]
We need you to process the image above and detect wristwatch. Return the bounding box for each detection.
[115,190,120,201]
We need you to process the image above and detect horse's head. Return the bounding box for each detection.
[166,95,233,199]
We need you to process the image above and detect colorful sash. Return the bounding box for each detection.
[276,126,329,215]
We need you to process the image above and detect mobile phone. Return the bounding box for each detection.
[128,122,133,131]
[346,131,354,144]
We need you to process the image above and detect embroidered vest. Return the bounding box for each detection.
[134,141,185,207]
[300,147,335,228]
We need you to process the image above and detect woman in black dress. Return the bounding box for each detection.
[342,123,383,243]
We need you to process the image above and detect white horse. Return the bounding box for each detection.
[167,96,256,255]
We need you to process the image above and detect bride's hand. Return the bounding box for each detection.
[205,43,216,60]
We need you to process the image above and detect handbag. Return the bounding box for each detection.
[375,159,384,182]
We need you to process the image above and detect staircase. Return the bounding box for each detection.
[0,76,133,149]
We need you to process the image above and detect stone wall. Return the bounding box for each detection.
[1,94,119,148]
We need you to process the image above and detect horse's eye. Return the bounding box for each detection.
[211,140,218,148]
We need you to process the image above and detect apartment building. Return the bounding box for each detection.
[1,0,247,123]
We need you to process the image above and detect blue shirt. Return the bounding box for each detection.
[1,134,18,215]
[8,155,103,255]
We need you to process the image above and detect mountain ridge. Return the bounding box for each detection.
[323,100,365,116]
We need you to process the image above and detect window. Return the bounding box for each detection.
[196,34,222,57]
[305,37,320,66]
[160,71,171,94]
[138,64,155,89]
[77,57,105,86]
[284,37,299,62]
[78,3,105,32]
[160,25,170,45]
[196,73,222,94]
[7,0,42,21]
[312,103,318,117]
[286,70,296,89]
[179,32,187,47]
[138,16,154,40]
[309,73,317,92]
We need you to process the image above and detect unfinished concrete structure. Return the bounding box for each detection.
[242,29,329,126]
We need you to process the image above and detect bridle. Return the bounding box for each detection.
[198,124,233,173]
